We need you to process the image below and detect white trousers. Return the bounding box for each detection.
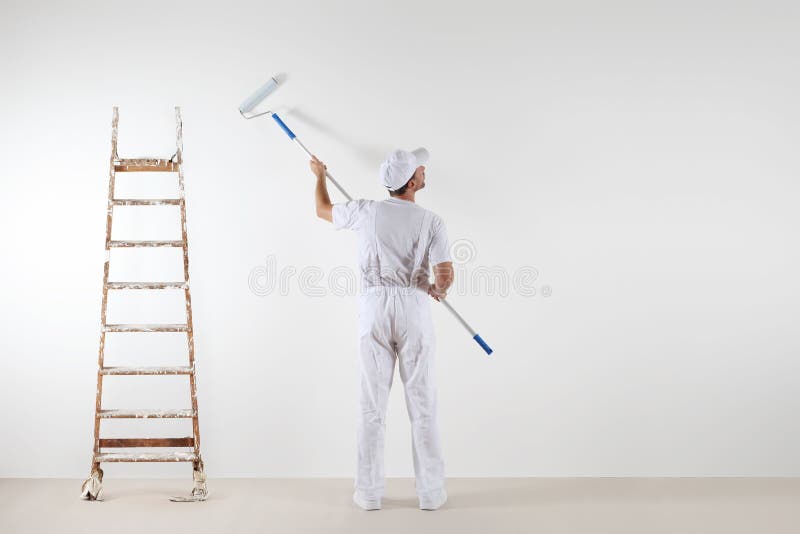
[355,288,445,501]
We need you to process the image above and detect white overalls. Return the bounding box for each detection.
[332,197,450,507]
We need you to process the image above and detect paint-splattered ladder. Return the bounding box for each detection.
[81,107,207,502]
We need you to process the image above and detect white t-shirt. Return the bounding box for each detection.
[332,197,451,290]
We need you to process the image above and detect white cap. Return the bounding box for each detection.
[379,147,429,191]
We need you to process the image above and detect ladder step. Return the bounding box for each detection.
[106,281,187,290]
[103,324,189,333]
[98,409,195,419]
[114,159,179,172]
[99,437,195,448]
[95,452,198,462]
[101,366,194,375]
[112,198,182,206]
[108,240,184,248]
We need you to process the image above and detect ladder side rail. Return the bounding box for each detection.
[175,107,203,463]
[92,107,119,469]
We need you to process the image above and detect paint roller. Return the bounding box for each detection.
[238,76,493,356]
[238,76,351,201]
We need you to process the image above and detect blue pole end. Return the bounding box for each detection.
[271,113,296,139]
[473,334,493,355]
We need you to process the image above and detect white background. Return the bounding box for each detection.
[1,0,799,478]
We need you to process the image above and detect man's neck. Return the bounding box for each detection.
[391,191,416,203]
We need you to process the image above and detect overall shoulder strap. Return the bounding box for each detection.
[411,209,433,287]
[364,200,382,287]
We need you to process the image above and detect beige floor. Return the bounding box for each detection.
[1,478,798,534]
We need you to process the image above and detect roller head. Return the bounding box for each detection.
[239,76,280,118]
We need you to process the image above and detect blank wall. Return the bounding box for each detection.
[1,0,799,477]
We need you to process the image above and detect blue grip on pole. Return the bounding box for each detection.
[473,334,493,355]
[271,113,296,139]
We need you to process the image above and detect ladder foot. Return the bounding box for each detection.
[80,467,104,501]
[169,461,208,502]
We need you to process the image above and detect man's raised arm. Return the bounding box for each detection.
[310,155,332,222]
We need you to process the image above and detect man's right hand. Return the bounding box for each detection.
[429,262,453,302]
[428,284,446,302]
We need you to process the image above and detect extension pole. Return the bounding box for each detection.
[271,114,352,201]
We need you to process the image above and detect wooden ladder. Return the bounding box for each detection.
[81,107,207,502]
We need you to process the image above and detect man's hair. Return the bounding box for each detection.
[389,178,412,196]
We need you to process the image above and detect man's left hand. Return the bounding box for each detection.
[310,155,327,179]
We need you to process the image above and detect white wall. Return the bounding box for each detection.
[1,0,799,478]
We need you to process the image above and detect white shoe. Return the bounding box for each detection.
[419,490,447,511]
[353,491,381,511]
